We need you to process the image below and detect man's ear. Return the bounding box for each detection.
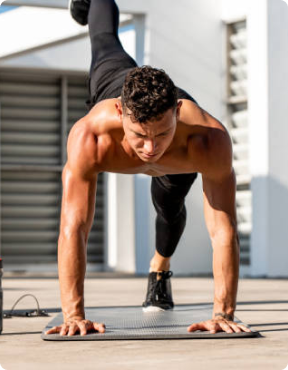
[176,100,183,117]
[115,101,123,116]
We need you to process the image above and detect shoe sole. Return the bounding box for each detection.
[142,306,173,313]
[68,0,88,26]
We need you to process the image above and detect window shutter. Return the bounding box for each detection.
[0,69,104,267]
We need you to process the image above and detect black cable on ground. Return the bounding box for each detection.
[3,294,49,318]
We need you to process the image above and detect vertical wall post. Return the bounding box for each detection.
[61,76,68,166]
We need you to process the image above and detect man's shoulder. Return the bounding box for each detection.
[86,97,120,124]
[67,102,120,172]
[203,127,233,179]
[184,103,232,177]
[85,98,122,137]
[65,118,101,176]
[68,118,97,148]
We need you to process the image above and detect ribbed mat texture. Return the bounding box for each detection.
[42,304,258,341]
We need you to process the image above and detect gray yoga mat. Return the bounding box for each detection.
[41,303,259,341]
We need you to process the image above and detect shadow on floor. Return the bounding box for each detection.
[255,328,288,333]
[1,331,42,336]
[3,300,288,316]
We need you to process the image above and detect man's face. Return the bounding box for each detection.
[121,102,181,162]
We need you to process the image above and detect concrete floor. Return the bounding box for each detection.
[0,274,288,370]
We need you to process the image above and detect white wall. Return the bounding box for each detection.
[148,1,223,118]
[248,0,288,278]
[266,0,288,277]
[106,173,136,273]
[246,0,288,278]
[247,0,270,277]
[221,0,249,21]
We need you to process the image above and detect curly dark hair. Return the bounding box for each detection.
[120,65,178,123]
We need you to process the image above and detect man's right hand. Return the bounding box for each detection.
[45,319,106,336]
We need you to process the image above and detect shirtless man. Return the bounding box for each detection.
[45,0,252,336]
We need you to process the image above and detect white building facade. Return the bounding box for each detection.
[1,0,288,277]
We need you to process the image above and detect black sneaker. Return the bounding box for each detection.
[142,271,174,312]
[69,0,91,26]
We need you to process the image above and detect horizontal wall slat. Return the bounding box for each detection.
[1,132,60,144]
[1,107,60,120]
[1,120,60,132]
[2,145,60,155]
[2,157,60,165]
[1,171,60,181]
[2,219,104,230]
[1,182,60,193]
[2,243,57,255]
[0,96,60,107]
[2,206,60,217]
[0,82,60,95]
[2,219,59,229]
[2,194,61,205]
[2,243,103,257]
[2,231,60,241]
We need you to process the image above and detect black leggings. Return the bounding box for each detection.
[86,0,198,258]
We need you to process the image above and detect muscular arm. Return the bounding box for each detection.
[203,169,239,320]
[58,120,99,322]
[202,123,239,321]
[184,102,240,320]
[185,105,252,334]
[183,102,240,317]
[202,117,239,320]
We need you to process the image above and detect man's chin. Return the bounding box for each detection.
[139,153,161,161]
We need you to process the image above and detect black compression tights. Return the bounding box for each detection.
[151,173,198,258]
[88,0,126,74]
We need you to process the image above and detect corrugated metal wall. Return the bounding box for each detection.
[0,68,105,266]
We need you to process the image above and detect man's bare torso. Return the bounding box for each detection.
[79,97,222,177]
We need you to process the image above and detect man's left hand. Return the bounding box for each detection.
[187,317,252,334]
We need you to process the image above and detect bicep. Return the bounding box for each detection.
[60,123,99,236]
[61,165,98,234]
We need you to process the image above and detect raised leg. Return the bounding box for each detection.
[88,0,127,73]
[85,0,138,109]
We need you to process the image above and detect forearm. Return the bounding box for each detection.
[212,233,239,320]
[58,229,87,322]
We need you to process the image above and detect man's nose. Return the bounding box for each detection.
[144,139,156,153]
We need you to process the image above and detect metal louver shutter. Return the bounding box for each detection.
[0,68,105,267]
[0,73,61,165]
[226,20,251,266]
[1,170,61,263]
